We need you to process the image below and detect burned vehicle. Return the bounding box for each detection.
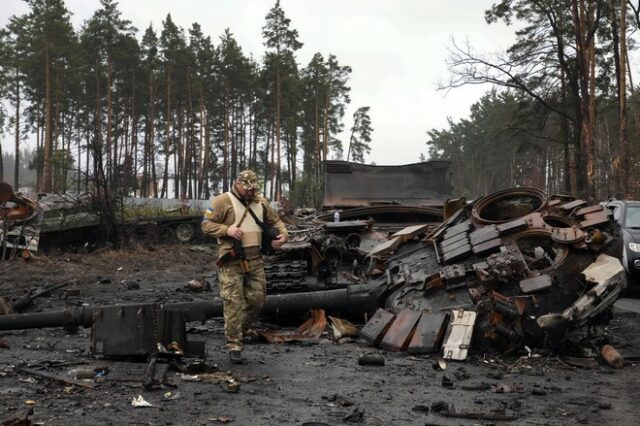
[0,182,42,257]
[0,182,207,256]
[362,187,626,357]
[0,183,627,361]
[262,161,451,293]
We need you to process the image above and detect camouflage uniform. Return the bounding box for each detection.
[201,170,288,352]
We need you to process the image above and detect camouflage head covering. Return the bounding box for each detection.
[237,170,260,191]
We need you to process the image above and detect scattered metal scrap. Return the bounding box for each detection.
[361,187,626,358]
[0,187,628,362]
[0,282,69,315]
[261,160,450,294]
[19,367,96,389]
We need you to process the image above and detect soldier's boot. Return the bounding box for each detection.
[229,350,244,364]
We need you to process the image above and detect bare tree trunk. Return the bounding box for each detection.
[570,0,597,200]
[589,22,597,195]
[323,83,331,163]
[42,46,53,192]
[52,64,63,191]
[14,74,20,189]
[275,71,281,201]
[560,69,576,195]
[197,92,206,197]
[173,115,180,198]
[76,113,82,194]
[131,84,138,196]
[107,56,113,187]
[0,137,3,183]
[185,72,194,198]
[263,107,272,196]
[203,117,210,198]
[315,99,320,192]
[223,90,229,192]
[84,110,89,192]
[252,102,259,170]
[619,0,629,195]
[150,72,157,197]
[239,102,245,170]
[231,105,237,181]
[270,117,275,199]
[162,69,171,198]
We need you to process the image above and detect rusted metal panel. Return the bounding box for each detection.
[262,309,327,343]
[575,205,604,217]
[92,304,159,357]
[472,187,546,224]
[580,210,610,228]
[560,199,587,211]
[551,226,584,244]
[368,236,402,257]
[391,224,431,241]
[360,308,396,345]
[322,160,452,208]
[379,309,422,352]
[407,311,450,354]
[442,310,477,361]
[496,218,528,235]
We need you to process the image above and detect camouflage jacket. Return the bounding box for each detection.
[201,187,288,258]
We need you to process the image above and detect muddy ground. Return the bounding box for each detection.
[2,243,640,425]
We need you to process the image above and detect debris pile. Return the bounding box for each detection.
[362,187,626,358]
[0,186,628,364]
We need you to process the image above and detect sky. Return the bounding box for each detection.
[0,0,519,165]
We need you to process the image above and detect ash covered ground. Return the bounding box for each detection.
[2,244,640,425]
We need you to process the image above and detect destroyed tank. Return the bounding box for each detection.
[369,187,626,356]
[262,160,451,293]
[0,186,626,359]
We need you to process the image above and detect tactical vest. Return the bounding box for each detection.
[217,192,264,254]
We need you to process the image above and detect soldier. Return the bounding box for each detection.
[201,170,288,364]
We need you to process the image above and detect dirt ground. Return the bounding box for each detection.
[2,243,640,425]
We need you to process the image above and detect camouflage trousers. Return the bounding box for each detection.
[217,255,266,352]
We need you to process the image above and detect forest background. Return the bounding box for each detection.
[0,0,639,206]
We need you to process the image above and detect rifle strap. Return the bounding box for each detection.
[236,204,249,227]
[230,191,268,232]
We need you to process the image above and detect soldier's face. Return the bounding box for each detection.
[236,183,256,200]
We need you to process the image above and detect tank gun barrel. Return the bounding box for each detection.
[0,286,380,332]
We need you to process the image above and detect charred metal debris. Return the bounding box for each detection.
[0,182,41,258]
[0,184,628,363]
[365,187,626,358]
[0,182,209,258]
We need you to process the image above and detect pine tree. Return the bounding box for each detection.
[22,0,75,192]
[262,0,302,200]
[347,106,372,163]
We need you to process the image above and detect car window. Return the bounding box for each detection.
[624,206,640,228]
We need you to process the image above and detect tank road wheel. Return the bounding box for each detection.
[175,223,195,243]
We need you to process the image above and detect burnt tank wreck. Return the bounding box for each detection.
[0,180,627,362]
